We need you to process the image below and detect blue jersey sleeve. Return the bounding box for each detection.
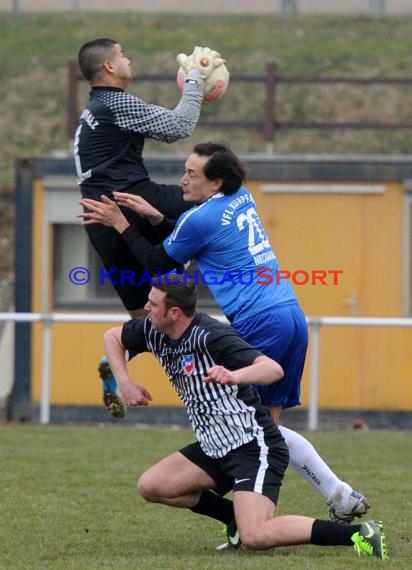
[163,208,209,264]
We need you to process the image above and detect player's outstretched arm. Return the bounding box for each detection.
[104,327,152,406]
[204,356,283,386]
[177,46,225,83]
[113,192,165,225]
[78,195,130,233]
[176,46,230,104]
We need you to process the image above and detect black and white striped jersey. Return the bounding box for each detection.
[122,313,276,458]
[74,83,203,190]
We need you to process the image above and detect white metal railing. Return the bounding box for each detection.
[1,312,412,428]
[305,316,412,430]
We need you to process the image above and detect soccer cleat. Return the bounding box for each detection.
[351,520,388,559]
[99,356,126,419]
[328,489,370,524]
[215,520,242,552]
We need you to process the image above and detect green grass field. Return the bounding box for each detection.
[0,18,410,567]
[0,425,410,569]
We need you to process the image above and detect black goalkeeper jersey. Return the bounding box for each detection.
[74,83,203,192]
[121,313,277,459]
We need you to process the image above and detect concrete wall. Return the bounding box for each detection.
[2,1,412,15]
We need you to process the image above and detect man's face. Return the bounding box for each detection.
[110,43,132,83]
[181,153,221,203]
[144,287,173,333]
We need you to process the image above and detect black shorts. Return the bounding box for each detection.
[81,179,191,311]
[179,430,289,505]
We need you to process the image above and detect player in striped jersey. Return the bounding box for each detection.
[103,274,387,559]
[80,142,369,527]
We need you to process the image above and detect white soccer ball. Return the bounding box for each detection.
[177,63,230,103]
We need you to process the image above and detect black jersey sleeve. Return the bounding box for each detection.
[202,317,264,371]
[121,318,151,359]
[156,216,178,234]
[121,225,180,273]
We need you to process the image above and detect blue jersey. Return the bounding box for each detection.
[163,186,297,324]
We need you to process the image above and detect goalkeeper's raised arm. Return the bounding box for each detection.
[177,45,230,102]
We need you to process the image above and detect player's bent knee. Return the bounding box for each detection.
[137,473,161,502]
[239,528,270,550]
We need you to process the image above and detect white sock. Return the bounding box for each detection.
[278,425,353,504]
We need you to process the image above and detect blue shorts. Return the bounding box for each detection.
[233,302,308,408]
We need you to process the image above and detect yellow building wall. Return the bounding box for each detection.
[250,181,402,316]
[31,179,180,407]
[32,322,180,406]
[31,178,412,410]
[250,180,411,410]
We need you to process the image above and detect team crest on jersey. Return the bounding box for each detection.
[181,354,195,376]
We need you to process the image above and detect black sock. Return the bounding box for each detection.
[190,490,234,525]
[311,519,362,546]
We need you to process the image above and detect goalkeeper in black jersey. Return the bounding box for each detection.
[75,38,225,314]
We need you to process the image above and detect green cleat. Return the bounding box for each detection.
[351,520,388,560]
[215,520,242,552]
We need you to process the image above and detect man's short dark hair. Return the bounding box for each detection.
[78,38,118,81]
[193,142,246,195]
[152,273,197,317]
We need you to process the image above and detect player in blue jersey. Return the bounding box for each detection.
[79,142,370,535]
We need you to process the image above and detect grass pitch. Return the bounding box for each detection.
[0,425,410,569]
